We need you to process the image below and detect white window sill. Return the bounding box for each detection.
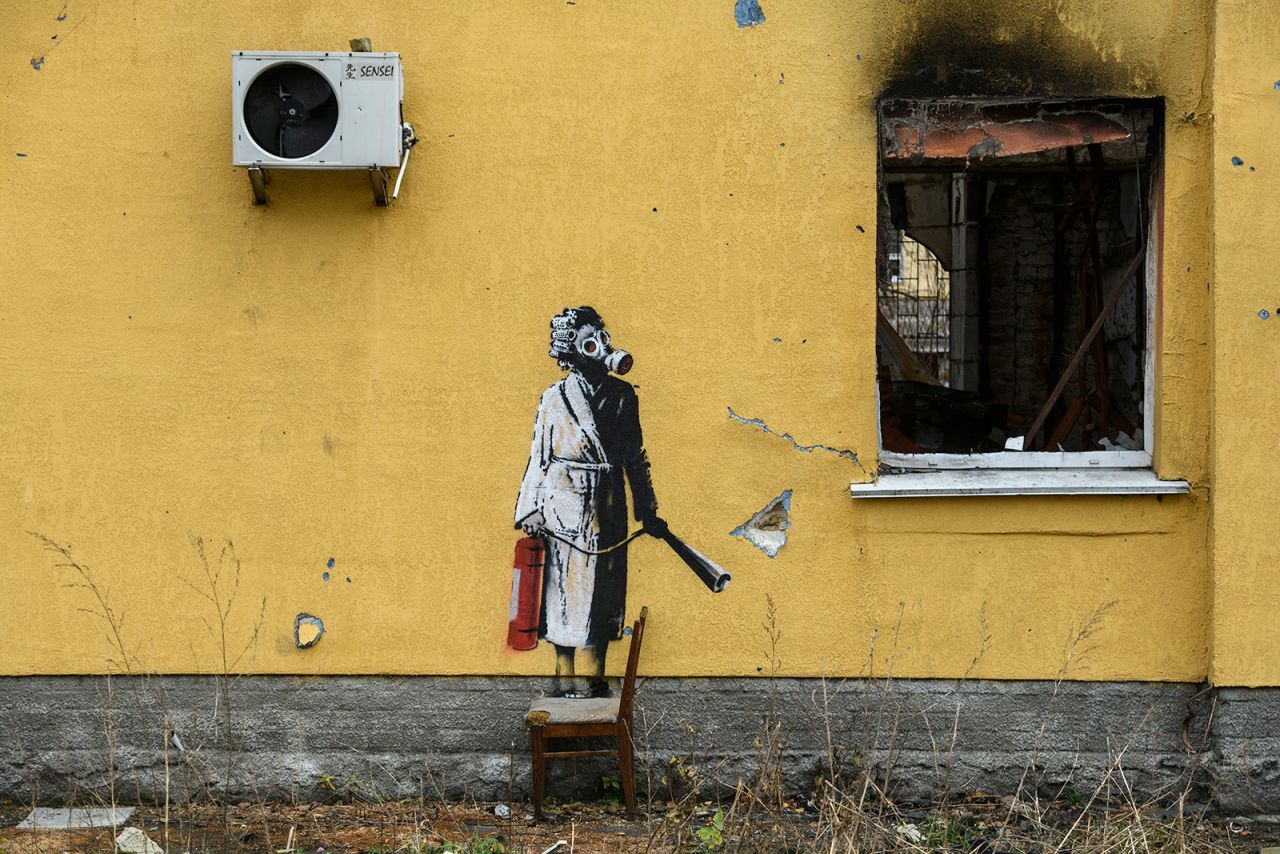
[878,450,1152,469]
[850,468,1190,498]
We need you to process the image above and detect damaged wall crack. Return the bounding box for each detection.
[726,407,868,475]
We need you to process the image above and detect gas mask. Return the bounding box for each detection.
[575,326,633,375]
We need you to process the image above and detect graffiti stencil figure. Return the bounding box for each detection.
[515,306,667,698]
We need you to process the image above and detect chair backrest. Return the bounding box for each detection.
[618,606,648,723]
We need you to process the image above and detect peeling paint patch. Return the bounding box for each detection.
[731,490,792,558]
[294,613,325,648]
[726,406,863,467]
[29,14,87,72]
[734,0,764,28]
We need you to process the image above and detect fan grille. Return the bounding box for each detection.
[243,63,338,159]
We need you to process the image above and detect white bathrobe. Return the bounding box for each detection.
[515,370,656,648]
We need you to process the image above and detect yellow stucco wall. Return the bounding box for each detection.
[1209,0,1280,687]
[1,0,1223,681]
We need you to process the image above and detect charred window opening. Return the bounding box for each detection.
[875,98,1160,461]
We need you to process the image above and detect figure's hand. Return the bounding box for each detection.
[642,515,669,539]
[519,511,546,537]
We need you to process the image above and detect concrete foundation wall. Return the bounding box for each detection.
[8,676,1273,812]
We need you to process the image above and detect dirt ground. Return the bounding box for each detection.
[3,800,651,854]
[2,797,1279,853]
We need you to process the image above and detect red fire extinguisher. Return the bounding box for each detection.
[507,536,544,650]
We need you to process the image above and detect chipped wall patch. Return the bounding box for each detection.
[731,490,792,558]
[294,612,325,648]
[734,0,765,28]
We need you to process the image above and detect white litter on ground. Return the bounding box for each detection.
[16,807,135,830]
[115,826,163,853]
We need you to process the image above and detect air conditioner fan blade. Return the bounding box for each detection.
[276,64,333,110]
[245,84,278,116]
[280,120,337,158]
[246,102,282,149]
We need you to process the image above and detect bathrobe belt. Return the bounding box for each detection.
[551,457,613,471]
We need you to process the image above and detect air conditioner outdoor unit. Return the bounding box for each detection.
[231,51,413,205]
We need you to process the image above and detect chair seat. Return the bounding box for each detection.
[525,696,620,727]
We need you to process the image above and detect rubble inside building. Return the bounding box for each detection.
[875,98,1158,455]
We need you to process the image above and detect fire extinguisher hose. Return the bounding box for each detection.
[538,528,731,592]
[539,528,647,555]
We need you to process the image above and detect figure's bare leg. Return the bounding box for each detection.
[553,644,577,697]
[586,643,610,697]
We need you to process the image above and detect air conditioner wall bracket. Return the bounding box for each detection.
[248,167,270,205]
[369,167,390,206]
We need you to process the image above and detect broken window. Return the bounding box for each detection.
[874,98,1160,467]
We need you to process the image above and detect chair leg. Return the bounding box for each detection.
[530,728,546,820]
[618,720,637,817]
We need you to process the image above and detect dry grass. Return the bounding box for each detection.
[0,796,1266,853]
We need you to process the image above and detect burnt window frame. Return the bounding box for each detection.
[871,97,1162,475]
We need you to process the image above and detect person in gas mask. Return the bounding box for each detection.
[515,306,667,697]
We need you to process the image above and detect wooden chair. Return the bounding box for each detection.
[524,606,648,819]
